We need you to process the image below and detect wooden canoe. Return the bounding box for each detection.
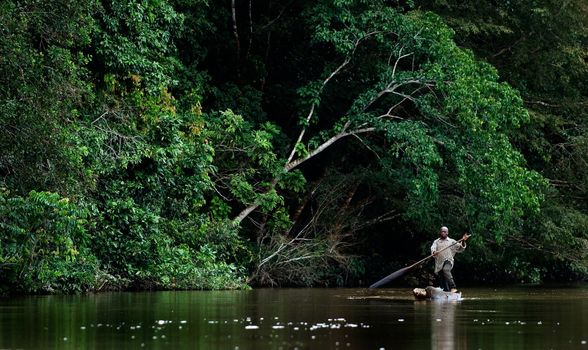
[413,286,462,301]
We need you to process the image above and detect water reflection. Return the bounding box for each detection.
[431,301,458,350]
[0,287,587,349]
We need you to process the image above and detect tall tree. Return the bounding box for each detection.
[192,0,546,284]
[417,0,588,281]
[0,0,96,194]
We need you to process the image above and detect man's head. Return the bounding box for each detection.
[439,226,449,239]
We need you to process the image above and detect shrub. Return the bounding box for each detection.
[0,190,98,293]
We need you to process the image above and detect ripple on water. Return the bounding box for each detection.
[235,316,370,332]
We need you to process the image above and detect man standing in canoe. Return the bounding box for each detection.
[431,226,470,293]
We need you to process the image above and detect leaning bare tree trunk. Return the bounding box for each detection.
[231,36,423,225]
[232,127,374,224]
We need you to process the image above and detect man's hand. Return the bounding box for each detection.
[432,251,437,257]
[462,233,471,241]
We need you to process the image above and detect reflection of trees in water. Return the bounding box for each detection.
[431,301,467,350]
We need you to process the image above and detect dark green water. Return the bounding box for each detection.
[1,287,587,349]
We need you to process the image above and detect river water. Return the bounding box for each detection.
[1,286,587,349]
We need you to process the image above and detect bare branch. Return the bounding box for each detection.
[392,50,413,78]
[362,79,432,112]
[285,56,351,164]
[351,133,381,159]
[525,100,565,108]
[260,0,295,30]
[355,210,401,230]
[286,31,383,164]
[276,254,324,265]
[285,127,376,171]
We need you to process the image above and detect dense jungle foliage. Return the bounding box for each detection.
[0,0,586,293]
